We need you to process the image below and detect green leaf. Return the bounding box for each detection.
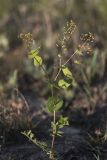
[30,133,34,139]
[61,65,73,79]
[58,79,71,89]
[8,70,17,87]
[58,116,69,127]
[76,49,83,55]
[27,130,32,136]
[74,60,81,65]
[28,48,40,59]
[47,97,63,112]
[72,79,77,87]
[34,56,42,66]
[91,51,97,70]
[57,130,64,136]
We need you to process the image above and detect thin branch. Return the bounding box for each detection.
[63,41,87,66]
[54,56,62,81]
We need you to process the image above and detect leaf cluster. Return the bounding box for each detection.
[28,47,42,66]
[51,116,69,137]
[58,65,73,89]
[22,130,50,155]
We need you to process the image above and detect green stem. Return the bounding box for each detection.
[50,55,62,159]
[63,41,87,66]
[50,84,56,160]
[54,56,62,81]
[50,110,56,160]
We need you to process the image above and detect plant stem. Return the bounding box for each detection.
[54,68,61,81]
[54,55,62,82]
[34,56,56,159]
[50,82,55,159]
[63,41,87,66]
[63,50,77,65]
[50,56,62,159]
[50,110,56,160]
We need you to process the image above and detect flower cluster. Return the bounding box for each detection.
[80,32,94,43]
[19,32,33,48]
[57,20,77,54]
[78,32,94,54]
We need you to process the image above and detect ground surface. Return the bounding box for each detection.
[0,91,107,160]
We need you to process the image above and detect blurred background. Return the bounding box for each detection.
[0,0,107,159]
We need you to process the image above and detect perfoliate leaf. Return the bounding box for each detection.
[76,49,83,55]
[28,49,40,59]
[34,56,42,66]
[47,97,63,112]
[61,65,73,79]
[74,60,81,65]
[58,79,71,89]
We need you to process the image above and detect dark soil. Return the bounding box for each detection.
[0,90,107,160]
